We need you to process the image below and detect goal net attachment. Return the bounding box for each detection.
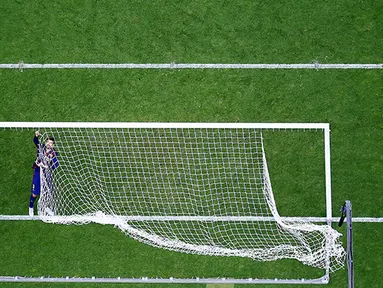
[338,200,354,288]
[2,122,345,281]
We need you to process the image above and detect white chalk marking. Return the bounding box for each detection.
[0,215,382,222]
[0,63,382,69]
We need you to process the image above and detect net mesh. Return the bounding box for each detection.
[34,126,345,271]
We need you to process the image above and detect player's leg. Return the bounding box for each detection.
[29,194,37,216]
[29,171,40,216]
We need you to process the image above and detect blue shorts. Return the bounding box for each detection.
[31,169,41,195]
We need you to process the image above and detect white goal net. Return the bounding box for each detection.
[9,123,346,272]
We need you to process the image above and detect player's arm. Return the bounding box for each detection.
[34,131,51,169]
[33,131,41,148]
[33,130,47,168]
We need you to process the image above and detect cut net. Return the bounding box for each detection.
[37,127,345,271]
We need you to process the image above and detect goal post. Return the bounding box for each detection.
[0,122,345,284]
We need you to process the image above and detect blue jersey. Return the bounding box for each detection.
[31,135,58,195]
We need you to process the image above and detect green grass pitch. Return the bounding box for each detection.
[0,1,382,287]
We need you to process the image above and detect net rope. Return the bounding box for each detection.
[35,127,345,271]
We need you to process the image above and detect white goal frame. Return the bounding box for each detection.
[0,122,334,284]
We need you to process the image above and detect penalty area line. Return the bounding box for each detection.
[0,63,382,69]
[0,215,383,222]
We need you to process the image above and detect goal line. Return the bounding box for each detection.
[0,63,382,69]
[1,215,382,222]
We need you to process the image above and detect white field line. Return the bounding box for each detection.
[0,276,328,284]
[0,63,382,69]
[0,215,382,222]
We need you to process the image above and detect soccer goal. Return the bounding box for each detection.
[0,122,345,284]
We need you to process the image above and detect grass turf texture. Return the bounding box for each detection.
[0,221,326,279]
[0,69,382,287]
[0,0,382,287]
[0,0,382,63]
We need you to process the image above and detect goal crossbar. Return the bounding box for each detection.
[0,122,329,130]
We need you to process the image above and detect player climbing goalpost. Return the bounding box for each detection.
[1,122,345,284]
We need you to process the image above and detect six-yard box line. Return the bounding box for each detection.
[0,63,382,70]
